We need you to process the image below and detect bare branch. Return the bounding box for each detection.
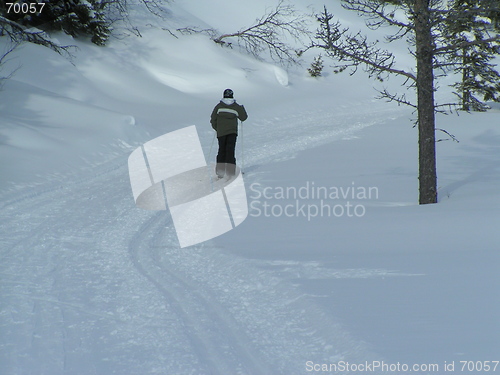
[0,41,20,90]
[342,0,413,31]
[177,27,219,39]
[0,16,74,57]
[436,128,460,143]
[377,88,417,108]
[138,0,171,17]
[311,16,416,82]
[211,1,311,66]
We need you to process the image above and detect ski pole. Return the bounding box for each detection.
[207,131,216,190]
[240,121,245,174]
[208,130,216,163]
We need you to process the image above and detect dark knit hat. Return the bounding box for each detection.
[223,88,234,98]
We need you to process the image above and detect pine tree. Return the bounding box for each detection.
[309,0,500,204]
[46,0,110,45]
[3,0,110,45]
[308,55,324,77]
[310,2,439,204]
[442,0,500,111]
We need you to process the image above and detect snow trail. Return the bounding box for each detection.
[128,212,274,374]
[1,101,400,374]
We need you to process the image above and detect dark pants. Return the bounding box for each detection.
[216,133,237,176]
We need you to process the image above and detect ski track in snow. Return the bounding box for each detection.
[1,102,401,374]
[246,103,392,169]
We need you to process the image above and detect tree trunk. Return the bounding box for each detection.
[461,48,471,111]
[414,0,438,204]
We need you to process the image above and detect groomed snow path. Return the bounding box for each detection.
[0,101,399,375]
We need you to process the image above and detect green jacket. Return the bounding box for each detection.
[211,98,248,137]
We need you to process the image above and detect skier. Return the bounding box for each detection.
[210,88,248,178]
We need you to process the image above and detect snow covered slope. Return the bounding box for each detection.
[1,1,499,374]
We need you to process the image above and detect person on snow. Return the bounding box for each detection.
[210,88,248,178]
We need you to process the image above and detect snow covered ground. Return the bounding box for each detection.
[1,1,499,374]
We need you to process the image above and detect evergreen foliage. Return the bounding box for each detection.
[3,0,110,45]
[442,0,500,111]
[308,55,324,77]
